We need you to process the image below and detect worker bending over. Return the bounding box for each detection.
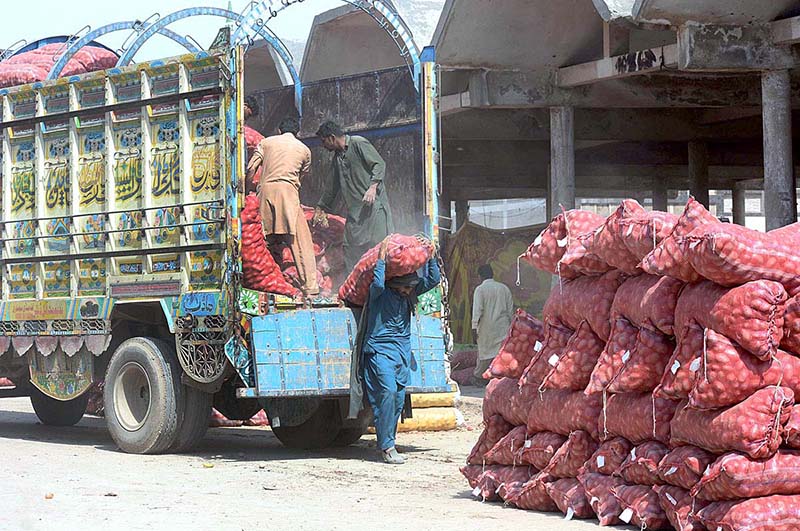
[363,237,440,464]
[313,121,394,271]
[246,118,319,297]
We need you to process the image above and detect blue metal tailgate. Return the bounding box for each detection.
[250,308,449,397]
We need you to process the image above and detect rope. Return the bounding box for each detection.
[703,328,709,384]
[516,253,523,287]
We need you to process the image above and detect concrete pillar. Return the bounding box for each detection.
[550,107,576,215]
[688,141,710,208]
[762,70,797,230]
[732,182,747,226]
[455,200,469,230]
[653,182,669,212]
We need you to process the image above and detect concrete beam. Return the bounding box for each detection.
[678,23,794,71]
[772,15,800,46]
[558,44,677,87]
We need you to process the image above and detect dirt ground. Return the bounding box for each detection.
[0,387,621,531]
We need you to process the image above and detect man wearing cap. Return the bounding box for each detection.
[362,237,440,464]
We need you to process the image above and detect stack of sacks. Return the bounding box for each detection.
[0,43,119,88]
[462,196,800,529]
[369,392,464,433]
[270,207,346,299]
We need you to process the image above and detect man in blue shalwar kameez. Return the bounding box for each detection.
[362,237,441,464]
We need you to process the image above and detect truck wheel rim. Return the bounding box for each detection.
[114,361,152,432]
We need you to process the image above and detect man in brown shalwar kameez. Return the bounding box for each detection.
[246,118,319,297]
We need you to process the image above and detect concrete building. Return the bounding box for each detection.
[433,0,800,231]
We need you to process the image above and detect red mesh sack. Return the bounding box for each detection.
[612,274,684,335]
[539,321,604,392]
[484,310,544,379]
[523,209,606,277]
[657,445,715,491]
[241,194,300,296]
[450,350,477,370]
[244,125,265,170]
[654,324,703,401]
[614,441,669,486]
[601,392,679,444]
[692,450,800,501]
[670,387,794,459]
[578,472,625,526]
[653,485,708,531]
[468,414,513,465]
[484,425,528,466]
[559,234,615,277]
[696,495,800,531]
[583,437,633,476]
[526,390,602,441]
[496,476,529,503]
[460,464,485,488]
[783,295,800,355]
[687,223,800,296]
[518,321,573,389]
[483,377,533,426]
[620,210,679,262]
[785,405,800,449]
[518,431,567,470]
[690,330,800,410]
[607,328,674,394]
[585,317,639,395]
[543,269,627,341]
[541,430,599,478]
[674,279,787,361]
[506,472,558,511]
[450,367,473,386]
[476,466,535,502]
[582,199,647,274]
[0,64,50,88]
[641,197,719,282]
[209,408,243,428]
[338,234,433,306]
[244,409,269,427]
[611,484,671,530]
[545,478,595,519]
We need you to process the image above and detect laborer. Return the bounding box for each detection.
[313,121,394,271]
[243,96,264,195]
[363,236,440,464]
[471,264,514,386]
[246,117,319,298]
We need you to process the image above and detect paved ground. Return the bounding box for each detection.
[0,388,623,531]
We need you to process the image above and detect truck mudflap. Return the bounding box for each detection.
[247,307,449,397]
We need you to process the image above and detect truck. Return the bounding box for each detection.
[0,36,450,454]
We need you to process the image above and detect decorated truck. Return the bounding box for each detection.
[0,38,450,453]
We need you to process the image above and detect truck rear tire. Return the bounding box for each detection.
[270,400,341,449]
[104,337,182,454]
[333,407,373,447]
[171,385,212,452]
[30,388,89,427]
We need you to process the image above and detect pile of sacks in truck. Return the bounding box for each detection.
[462,197,800,530]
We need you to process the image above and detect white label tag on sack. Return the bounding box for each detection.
[548,354,559,366]
[704,465,712,476]
[534,234,543,246]
[664,466,677,476]
[671,360,681,375]
[717,527,723,531]
[596,455,605,468]
[630,448,637,460]
[621,350,631,363]
[557,237,569,248]
[472,487,481,497]
[590,496,599,506]
[534,341,543,352]
[524,440,532,449]
[689,240,700,249]
[665,492,677,506]
[689,358,701,373]
[620,508,634,524]
[565,508,574,521]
